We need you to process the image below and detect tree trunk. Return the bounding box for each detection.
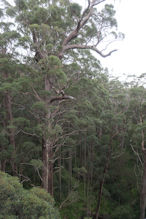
[69,149,72,192]
[0,160,6,172]
[140,151,146,219]
[42,76,54,195]
[95,134,114,219]
[48,152,53,195]
[5,92,17,174]
[42,136,54,195]
[95,160,110,219]
[140,113,145,219]
[59,148,62,200]
[42,137,49,191]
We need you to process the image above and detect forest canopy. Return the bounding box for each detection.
[0,0,145,219]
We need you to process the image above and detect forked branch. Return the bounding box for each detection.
[58,0,116,59]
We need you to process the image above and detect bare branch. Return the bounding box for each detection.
[58,0,117,59]
[112,151,125,159]
[140,114,145,151]
[50,95,76,103]
[19,174,31,184]
[61,44,117,58]
[20,163,43,182]
[31,86,43,102]
[78,6,93,30]
[130,144,143,167]
[81,0,91,19]
[58,0,96,58]
[35,168,43,182]
[19,129,38,137]
[91,0,106,7]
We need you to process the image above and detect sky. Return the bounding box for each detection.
[76,0,146,81]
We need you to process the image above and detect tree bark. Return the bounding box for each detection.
[42,133,54,195]
[95,133,115,219]
[0,160,6,172]
[48,152,53,195]
[95,159,110,219]
[140,151,146,219]
[42,76,54,195]
[42,137,49,191]
[5,92,17,174]
[140,113,145,219]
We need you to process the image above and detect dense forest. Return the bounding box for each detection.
[0,0,146,218]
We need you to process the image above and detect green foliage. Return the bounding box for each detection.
[0,171,60,218]
[111,205,135,219]
[69,3,82,17]
[0,0,144,218]
[30,159,43,169]
[32,101,47,113]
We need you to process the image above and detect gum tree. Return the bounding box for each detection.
[2,0,122,194]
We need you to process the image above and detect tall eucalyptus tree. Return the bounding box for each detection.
[2,0,122,194]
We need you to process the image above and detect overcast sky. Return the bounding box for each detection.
[76,0,146,80]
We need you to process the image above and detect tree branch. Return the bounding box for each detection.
[58,0,96,58]
[31,86,43,102]
[58,0,117,59]
[130,144,143,167]
[50,95,76,103]
[61,44,117,58]
[140,113,145,151]
[91,0,106,7]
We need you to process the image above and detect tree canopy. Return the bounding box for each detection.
[0,0,145,219]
